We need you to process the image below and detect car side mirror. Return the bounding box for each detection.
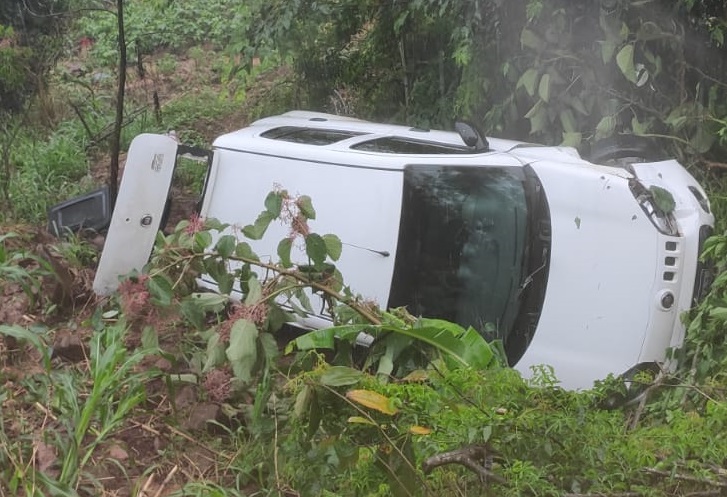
[47,185,111,237]
[455,121,489,152]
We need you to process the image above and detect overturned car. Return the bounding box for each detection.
[76,111,713,389]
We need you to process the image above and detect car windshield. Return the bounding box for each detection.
[388,165,533,344]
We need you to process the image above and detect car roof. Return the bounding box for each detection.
[211,110,605,171]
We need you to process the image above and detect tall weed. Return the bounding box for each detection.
[2,120,92,223]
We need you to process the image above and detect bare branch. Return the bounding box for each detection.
[109,0,126,203]
[704,160,727,170]
[642,467,727,488]
[627,368,666,431]
[422,444,505,485]
[563,493,643,497]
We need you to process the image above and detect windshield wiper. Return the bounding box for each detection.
[517,261,546,297]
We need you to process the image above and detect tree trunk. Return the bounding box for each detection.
[109,0,126,205]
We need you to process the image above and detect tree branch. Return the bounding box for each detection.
[642,467,727,488]
[109,0,126,204]
[563,493,643,497]
[627,369,666,431]
[422,444,505,484]
[226,254,382,325]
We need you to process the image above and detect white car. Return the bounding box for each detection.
[91,111,714,389]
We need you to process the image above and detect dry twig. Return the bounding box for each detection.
[704,160,727,170]
[152,464,178,497]
[138,473,155,497]
[627,369,666,430]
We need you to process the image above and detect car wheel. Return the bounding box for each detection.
[599,362,662,409]
[588,135,666,167]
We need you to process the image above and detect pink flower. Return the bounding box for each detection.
[279,191,311,240]
[185,213,205,235]
[118,275,150,316]
[203,368,232,402]
[218,302,269,343]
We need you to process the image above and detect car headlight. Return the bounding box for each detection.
[688,186,711,214]
[629,179,679,236]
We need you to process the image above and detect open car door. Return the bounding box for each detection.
[93,134,179,295]
[93,133,213,295]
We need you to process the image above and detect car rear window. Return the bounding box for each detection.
[260,126,366,145]
[351,137,471,154]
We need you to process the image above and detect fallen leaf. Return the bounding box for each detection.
[409,425,432,435]
[35,440,57,475]
[346,389,399,415]
[108,443,129,461]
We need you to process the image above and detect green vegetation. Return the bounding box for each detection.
[250,0,727,161]
[2,120,95,222]
[0,321,158,496]
[2,0,727,495]
[4,199,727,495]
[0,231,53,308]
[4,0,724,222]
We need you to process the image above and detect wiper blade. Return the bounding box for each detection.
[517,262,546,297]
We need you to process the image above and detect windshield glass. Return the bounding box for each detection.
[388,165,529,342]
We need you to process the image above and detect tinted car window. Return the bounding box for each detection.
[351,137,471,154]
[388,165,529,341]
[261,126,366,145]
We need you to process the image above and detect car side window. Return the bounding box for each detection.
[351,137,471,154]
[261,126,366,145]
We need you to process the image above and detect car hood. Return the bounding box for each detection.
[516,161,661,389]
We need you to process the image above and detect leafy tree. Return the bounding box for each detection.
[248,0,727,160]
[247,0,499,126]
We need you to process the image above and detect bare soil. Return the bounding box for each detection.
[0,231,253,495]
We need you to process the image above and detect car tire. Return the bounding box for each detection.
[599,362,662,409]
[588,135,666,166]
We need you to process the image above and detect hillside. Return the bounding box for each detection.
[3,1,727,496]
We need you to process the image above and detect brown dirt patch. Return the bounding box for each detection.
[0,283,31,326]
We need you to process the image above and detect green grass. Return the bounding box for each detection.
[0,321,159,496]
[74,0,258,68]
[157,54,179,76]
[2,120,93,224]
[0,86,243,225]
[0,232,51,300]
